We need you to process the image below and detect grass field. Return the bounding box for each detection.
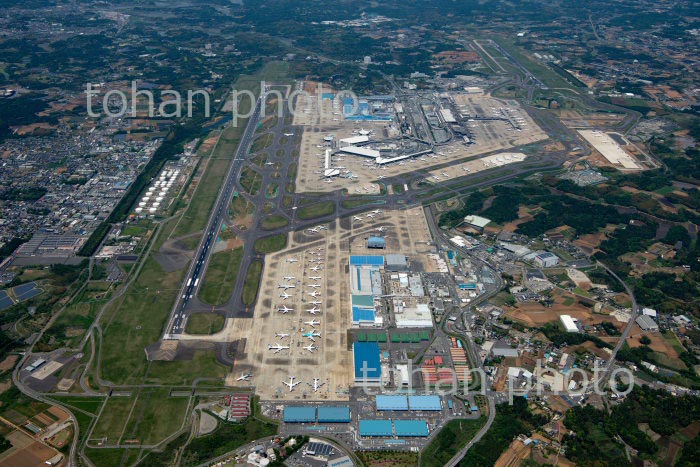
[250,133,273,153]
[242,261,263,306]
[199,248,243,306]
[185,313,225,334]
[260,215,289,230]
[122,389,189,445]
[240,167,262,195]
[91,396,136,444]
[254,234,287,254]
[297,201,335,220]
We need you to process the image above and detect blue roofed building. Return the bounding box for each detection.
[283,406,316,423]
[408,395,442,411]
[317,406,351,423]
[376,395,409,411]
[352,306,379,326]
[359,419,393,437]
[367,236,386,249]
[394,420,429,437]
[353,342,382,385]
[350,255,385,267]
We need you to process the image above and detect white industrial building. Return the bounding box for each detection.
[560,314,579,333]
[636,314,659,332]
[394,301,433,328]
[532,252,559,268]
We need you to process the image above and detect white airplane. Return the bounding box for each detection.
[278,305,293,314]
[302,330,321,341]
[284,132,294,137]
[306,307,321,315]
[303,344,318,353]
[309,300,322,305]
[280,292,292,300]
[283,276,296,281]
[304,319,320,327]
[283,376,302,391]
[286,257,299,263]
[308,291,321,298]
[307,227,319,233]
[236,372,252,381]
[366,213,375,219]
[310,378,324,392]
[308,284,321,288]
[376,226,386,232]
[265,161,274,166]
[309,276,322,281]
[278,283,295,290]
[268,343,290,353]
[275,332,290,339]
[372,209,382,214]
[353,216,363,221]
[310,266,322,272]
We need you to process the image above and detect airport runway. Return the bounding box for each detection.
[164,96,263,337]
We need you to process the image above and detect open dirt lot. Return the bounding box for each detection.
[494,439,531,467]
[293,86,547,193]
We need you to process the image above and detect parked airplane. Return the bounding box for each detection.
[307,227,319,233]
[286,257,299,263]
[279,292,292,300]
[372,209,382,214]
[283,132,294,137]
[308,291,321,298]
[309,300,322,305]
[278,305,293,314]
[302,330,321,341]
[306,307,321,315]
[275,332,290,339]
[304,319,320,327]
[236,372,252,381]
[283,376,301,391]
[268,343,290,353]
[353,216,363,221]
[278,283,295,290]
[309,276,322,281]
[366,213,376,219]
[310,378,324,392]
[265,161,274,166]
[376,226,386,232]
[283,276,296,281]
[310,266,322,272]
[303,344,318,353]
[308,284,321,288]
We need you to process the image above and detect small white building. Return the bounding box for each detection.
[560,314,579,333]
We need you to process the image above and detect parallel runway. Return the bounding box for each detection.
[164,97,263,337]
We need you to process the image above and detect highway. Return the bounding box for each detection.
[164,95,263,337]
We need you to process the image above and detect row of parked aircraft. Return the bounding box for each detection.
[282,376,325,392]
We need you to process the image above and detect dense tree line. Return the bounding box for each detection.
[460,397,547,467]
[565,386,700,464]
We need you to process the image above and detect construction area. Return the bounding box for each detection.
[292,83,548,193]
[578,130,643,170]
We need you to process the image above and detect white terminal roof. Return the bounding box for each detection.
[339,135,370,145]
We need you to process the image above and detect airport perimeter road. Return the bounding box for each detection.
[164,97,263,337]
